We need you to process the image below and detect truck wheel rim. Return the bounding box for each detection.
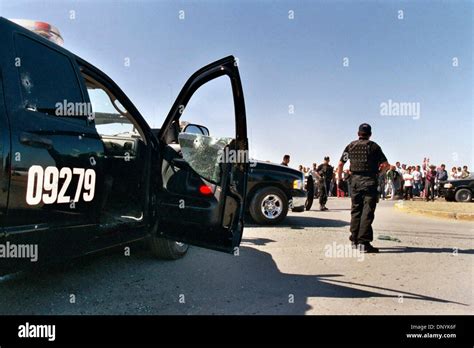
[261,194,283,219]
[175,241,187,252]
[459,191,470,201]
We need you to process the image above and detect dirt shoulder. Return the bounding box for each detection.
[395,200,474,221]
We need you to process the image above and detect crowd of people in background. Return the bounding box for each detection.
[291,157,471,202]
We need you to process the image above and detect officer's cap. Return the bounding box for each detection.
[358,123,372,135]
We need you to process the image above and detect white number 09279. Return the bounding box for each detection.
[26,165,96,206]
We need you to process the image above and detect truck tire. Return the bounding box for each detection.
[455,188,472,203]
[250,186,288,225]
[305,176,314,211]
[148,236,189,260]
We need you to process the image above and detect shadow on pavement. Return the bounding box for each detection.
[246,215,350,229]
[312,208,352,211]
[379,246,474,255]
[0,237,466,314]
[241,238,276,246]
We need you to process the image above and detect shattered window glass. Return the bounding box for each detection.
[178,133,233,183]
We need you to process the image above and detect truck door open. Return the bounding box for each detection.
[156,56,248,253]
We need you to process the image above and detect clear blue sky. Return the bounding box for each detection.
[2,0,472,170]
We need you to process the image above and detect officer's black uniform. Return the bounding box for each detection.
[340,124,388,248]
[305,174,315,210]
[316,161,333,209]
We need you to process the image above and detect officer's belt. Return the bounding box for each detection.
[351,171,377,177]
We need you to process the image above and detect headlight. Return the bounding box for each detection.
[293,179,303,189]
[444,183,453,188]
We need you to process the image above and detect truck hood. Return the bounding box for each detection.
[251,160,303,178]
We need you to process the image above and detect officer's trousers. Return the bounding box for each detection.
[349,174,378,243]
[318,179,330,206]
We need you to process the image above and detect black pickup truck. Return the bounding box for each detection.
[246,161,306,224]
[439,175,473,202]
[0,17,250,275]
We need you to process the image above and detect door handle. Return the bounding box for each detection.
[19,132,53,149]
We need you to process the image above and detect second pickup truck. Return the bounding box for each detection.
[246,161,307,225]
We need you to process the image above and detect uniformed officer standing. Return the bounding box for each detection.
[317,157,334,211]
[338,124,390,253]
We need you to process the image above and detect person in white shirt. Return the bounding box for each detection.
[400,164,407,175]
[403,168,414,200]
[454,167,463,179]
[308,163,319,178]
[412,165,422,196]
[450,167,457,180]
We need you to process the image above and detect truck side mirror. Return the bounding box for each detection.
[183,123,210,136]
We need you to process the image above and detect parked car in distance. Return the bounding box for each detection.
[440,175,474,202]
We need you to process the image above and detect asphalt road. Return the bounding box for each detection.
[0,198,472,315]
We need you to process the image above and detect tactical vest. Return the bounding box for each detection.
[348,139,372,173]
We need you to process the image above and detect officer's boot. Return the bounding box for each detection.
[358,242,379,253]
